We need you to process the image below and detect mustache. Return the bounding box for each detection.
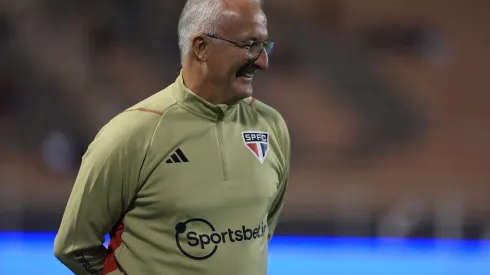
[240,53,261,68]
[241,59,259,71]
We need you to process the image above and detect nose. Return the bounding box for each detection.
[253,48,269,71]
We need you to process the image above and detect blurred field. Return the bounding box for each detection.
[2,233,490,275]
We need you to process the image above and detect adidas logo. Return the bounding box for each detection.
[165,148,189,163]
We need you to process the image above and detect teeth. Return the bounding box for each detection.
[243,72,254,78]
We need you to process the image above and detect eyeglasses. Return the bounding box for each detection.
[206,34,275,60]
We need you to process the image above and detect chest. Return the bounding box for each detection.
[136,118,282,218]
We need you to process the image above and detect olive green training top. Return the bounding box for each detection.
[54,71,291,275]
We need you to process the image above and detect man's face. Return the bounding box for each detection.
[206,1,269,102]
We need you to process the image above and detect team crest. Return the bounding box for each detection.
[242,131,269,164]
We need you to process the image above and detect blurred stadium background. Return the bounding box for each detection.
[1,0,490,274]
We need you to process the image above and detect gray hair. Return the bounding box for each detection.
[177,0,263,64]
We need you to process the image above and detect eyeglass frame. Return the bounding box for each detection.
[205,34,275,59]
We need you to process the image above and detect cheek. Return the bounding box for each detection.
[225,59,245,74]
[209,49,247,75]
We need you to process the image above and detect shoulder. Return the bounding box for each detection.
[108,84,178,134]
[123,84,178,119]
[91,85,178,153]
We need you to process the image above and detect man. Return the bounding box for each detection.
[53,0,290,274]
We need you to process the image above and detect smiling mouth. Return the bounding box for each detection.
[236,70,255,79]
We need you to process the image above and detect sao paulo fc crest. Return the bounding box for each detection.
[242,131,269,164]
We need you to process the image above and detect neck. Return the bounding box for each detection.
[182,64,234,105]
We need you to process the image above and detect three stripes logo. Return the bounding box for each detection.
[165,148,189,164]
[242,131,269,164]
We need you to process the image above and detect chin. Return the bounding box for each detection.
[231,77,254,101]
[232,85,253,101]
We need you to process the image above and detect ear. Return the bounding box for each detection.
[191,35,209,62]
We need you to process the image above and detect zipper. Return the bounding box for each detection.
[216,111,228,181]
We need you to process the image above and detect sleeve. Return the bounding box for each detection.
[267,116,291,241]
[53,116,151,275]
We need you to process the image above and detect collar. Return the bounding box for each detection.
[172,70,239,121]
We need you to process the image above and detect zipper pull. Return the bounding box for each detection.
[216,104,227,121]
[217,111,225,122]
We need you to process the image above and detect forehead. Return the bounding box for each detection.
[219,6,268,40]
